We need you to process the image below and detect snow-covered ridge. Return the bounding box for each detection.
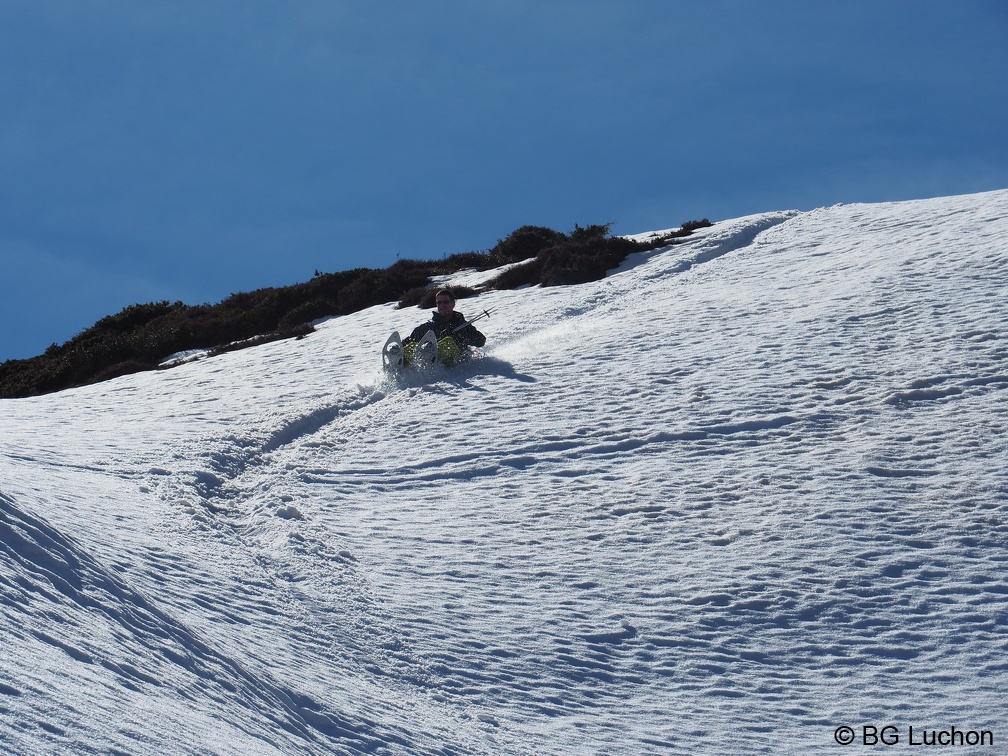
[2,190,1007,754]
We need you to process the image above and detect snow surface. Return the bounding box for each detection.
[2,190,1007,754]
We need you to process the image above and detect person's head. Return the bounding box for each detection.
[435,289,455,316]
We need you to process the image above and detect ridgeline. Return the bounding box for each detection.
[0,220,709,398]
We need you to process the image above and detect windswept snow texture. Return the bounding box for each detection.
[2,190,1008,754]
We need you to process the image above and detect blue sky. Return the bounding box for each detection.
[1,0,1006,362]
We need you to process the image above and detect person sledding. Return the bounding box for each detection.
[403,289,487,367]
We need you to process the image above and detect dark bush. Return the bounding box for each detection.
[639,219,713,249]
[437,251,489,272]
[486,223,640,289]
[680,218,713,235]
[483,259,543,290]
[92,301,181,333]
[540,234,638,286]
[278,300,337,331]
[92,359,156,384]
[397,286,430,309]
[487,226,567,267]
[569,222,613,242]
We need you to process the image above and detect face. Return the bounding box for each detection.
[435,295,454,316]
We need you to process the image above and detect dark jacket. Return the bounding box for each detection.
[407,311,486,348]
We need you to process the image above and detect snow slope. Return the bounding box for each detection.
[2,190,1007,754]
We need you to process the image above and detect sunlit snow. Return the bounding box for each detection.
[2,190,1006,754]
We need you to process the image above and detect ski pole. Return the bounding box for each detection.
[452,308,493,333]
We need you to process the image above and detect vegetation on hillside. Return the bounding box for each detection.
[0,219,711,398]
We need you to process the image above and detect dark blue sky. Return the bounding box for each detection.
[2,0,1006,362]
